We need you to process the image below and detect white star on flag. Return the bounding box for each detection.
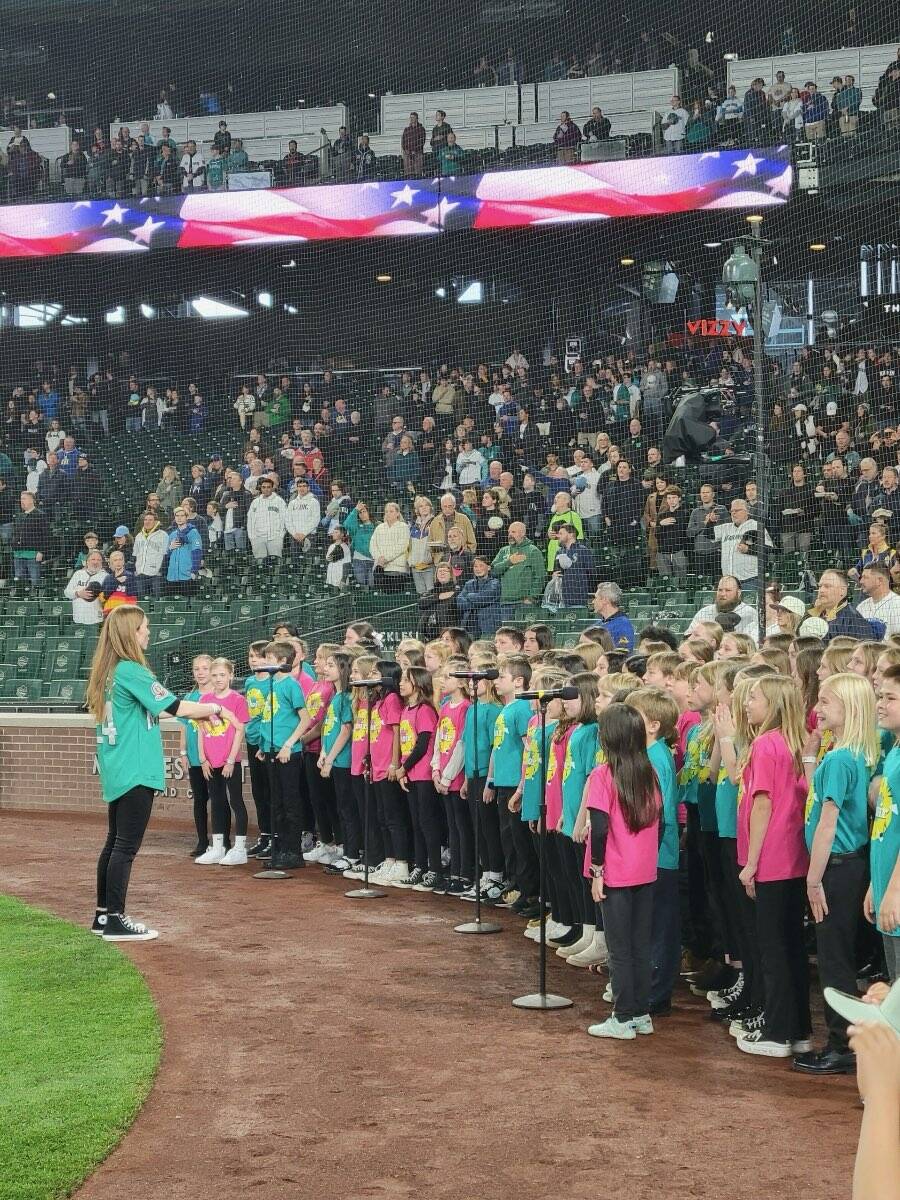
[732,152,763,179]
[72,200,92,209]
[390,184,419,207]
[131,215,165,245]
[764,164,793,197]
[699,152,721,161]
[101,202,128,226]
[422,197,459,226]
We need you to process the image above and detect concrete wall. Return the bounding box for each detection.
[0,713,257,823]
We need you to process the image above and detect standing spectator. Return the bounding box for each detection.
[217,469,250,553]
[155,464,182,517]
[873,61,900,131]
[36,451,67,515]
[491,521,546,620]
[64,550,106,624]
[162,508,201,596]
[285,478,321,556]
[662,96,688,152]
[553,111,582,164]
[401,112,426,177]
[543,49,567,81]
[836,74,862,136]
[768,71,791,126]
[780,88,805,139]
[132,510,168,599]
[743,77,769,143]
[212,120,231,156]
[457,555,502,635]
[588,582,635,652]
[552,523,596,608]
[246,478,287,564]
[803,82,829,140]
[497,48,524,86]
[180,140,205,190]
[603,459,644,546]
[584,107,611,141]
[776,464,817,552]
[430,110,453,154]
[655,485,689,577]
[69,453,99,525]
[369,502,411,591]
[716,86,744,140]
[473,56,497,88]
[330,126,353,181]
[430,492,476,557]
[438,132,464,176]
[206,145,227,191]
[59,139,89,196]
[226,139,249,173]
[11,491,49,588]
[154,144,179,194]
[354,135,376,181]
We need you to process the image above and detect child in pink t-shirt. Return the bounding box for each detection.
[396,666,440,887]
[584,703,661,1041]
[735,676,812,1058]
[345,654,384,878]
[369,665,409,886]
[196,658,250,866]
[431,665,471,892]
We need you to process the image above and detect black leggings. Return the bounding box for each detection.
[561,833,595,926]
[207,766,248,837]
[268,754,303,857]
[546,831,577,926]
[96,785,154,914]
[377,777,412,862]
[247,746,270,834]
[443,789,474,879]
[467,775,504,874]
[189,764,220,848]
[352,771,384,866]
[332,766,360,858]
[408,778,443,872]
[305,751,341,844]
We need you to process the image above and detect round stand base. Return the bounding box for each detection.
[253,868,292,880]
[512,991,573,1010]
[455,919,502,934]
[345,886,388,899]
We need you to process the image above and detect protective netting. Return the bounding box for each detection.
[0,1,897,703]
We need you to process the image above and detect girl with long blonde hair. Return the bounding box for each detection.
[87,606,228,941]
[795,673,879,1074]
[734,675,811,1058]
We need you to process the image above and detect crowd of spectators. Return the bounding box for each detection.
[2,335,900,646]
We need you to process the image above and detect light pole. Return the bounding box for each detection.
[722,229,767,637]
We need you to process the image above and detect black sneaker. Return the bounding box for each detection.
[511,893,534,914]
[404,867,425,888]
[446,877,470,895]
[711,996,752,1023]
[102,913,159,942]
[248,836,271,857]
[431,874,451,895]
[270,852,302,869]
[90,911,107,935]
[190,843,208,858]
[413,870,439,892]
[547,926,582,948]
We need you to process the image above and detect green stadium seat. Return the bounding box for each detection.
[0,677,41,702]
[0,663,17,688]
[47,649,83,680]
[46,680,86,704]
[9,648,42,675]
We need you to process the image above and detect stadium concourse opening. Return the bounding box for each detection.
[2,0,900,1196]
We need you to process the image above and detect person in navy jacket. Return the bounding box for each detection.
[457,555,502,636]
[588,581,635,652]
[552,523,596,608]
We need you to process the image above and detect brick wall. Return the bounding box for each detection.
[0,714,258,823]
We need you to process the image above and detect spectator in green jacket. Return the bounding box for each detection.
[343,501,375,587]
[265,386,291,429]
[491,521,546,619]
[226,138,250,173]
[438,132,465,176]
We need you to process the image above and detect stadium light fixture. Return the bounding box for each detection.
[620,257,635,266]
[435,286,447,298]
[809,242,827,251]
[746,213,764,226]
[257,290,274,307]
[140,303,156,318]
[704,241,723,248]
[104,305,126,324]
[376,273,392,283]
[192,296,250,319]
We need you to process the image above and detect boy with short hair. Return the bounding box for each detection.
[259,640,307,869]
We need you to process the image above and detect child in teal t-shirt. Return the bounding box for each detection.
[259,640,308,866]
[486,658,534,902]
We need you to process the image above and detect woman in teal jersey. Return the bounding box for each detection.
[86,606,229,942]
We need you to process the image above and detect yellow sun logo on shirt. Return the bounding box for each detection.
[352,708,369,742]
[804,779,816,825]
[399,718,415,758]
[369,710,383,742]
[872,777,896,842]
[562,740,573,782]
[547,748,558,783]
[523,731,540,781]
[492,713,506,750]
[322,708,336,737]
[245,687,266,718]
[437,716,455,754]
[595,744,606,766]
[261,694,280,721]
[306,692,324,719]
[817,728,834,763]
[717,764,728,785]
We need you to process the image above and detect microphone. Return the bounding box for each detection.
[350,678,390,688]
[253,665,282,675]
[448,669,500,681]
[518,686,579,701]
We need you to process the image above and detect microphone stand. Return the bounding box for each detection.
[346,695,387,899]
[455,677,501,935]
[255,669,292,880]
[513,695,572,1009]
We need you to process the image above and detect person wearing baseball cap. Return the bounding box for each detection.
[773,594,806,635]
[798,616,829,639]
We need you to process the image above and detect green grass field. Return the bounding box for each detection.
[0,895,162,1200]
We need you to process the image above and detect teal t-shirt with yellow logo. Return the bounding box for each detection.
[491,697,532,788]
[650,738,679,870]
[242,674,269,748]
[561,721,598,837]
[522,717,556,823]
[872,745,900,938]
[805,746,871,854]
[322,690,353,768]
[679,724,717,832]
[257,673,306,754]
[715,762,739,840]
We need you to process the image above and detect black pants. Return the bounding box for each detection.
[700,828,737,960]
[332,766,361,858]
[409,779,442,872]
[815,852,869,1052]
[207,766,248,837]
[602,882,655,1021]
[510,807,540,897]
[268,753,303,856]
[247,747,270,834]
[443,789,473,879]
[650,867,681,1010]
[378,777,412,862]
[547,832,577,926]
[683,805,716,959]
[732,846,765,1012]
[719,837,745,967]
[305,751,341,845]
[561,833,594,926]
[96,785,154,914]
[495,786,518,884]
[467,775,504,874]
[352,772,384,867]
[188,764,219,848]
[756,876,811,1043]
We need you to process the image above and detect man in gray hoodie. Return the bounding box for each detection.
[686,483,728,571]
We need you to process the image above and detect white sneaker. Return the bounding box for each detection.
[220,845,248,866]
[546,920,572,940]
[524,923,544,941]
[736,1030,793,1058]
[602,984,613,1003]
[303,841,328,863]
[556,928,595,959]
[343,862,366,879]
[387,861,411,887]
[567,934,609,968]
[587,1016,636,1040]
[195,844,226,865]
[371,859,394,883]
[318,844,343,865]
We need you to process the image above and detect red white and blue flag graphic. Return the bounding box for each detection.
[0,147,792,259]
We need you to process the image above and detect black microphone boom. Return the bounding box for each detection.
[517,686,579,701]
[448,669,500,680]
[350,678,390,687]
